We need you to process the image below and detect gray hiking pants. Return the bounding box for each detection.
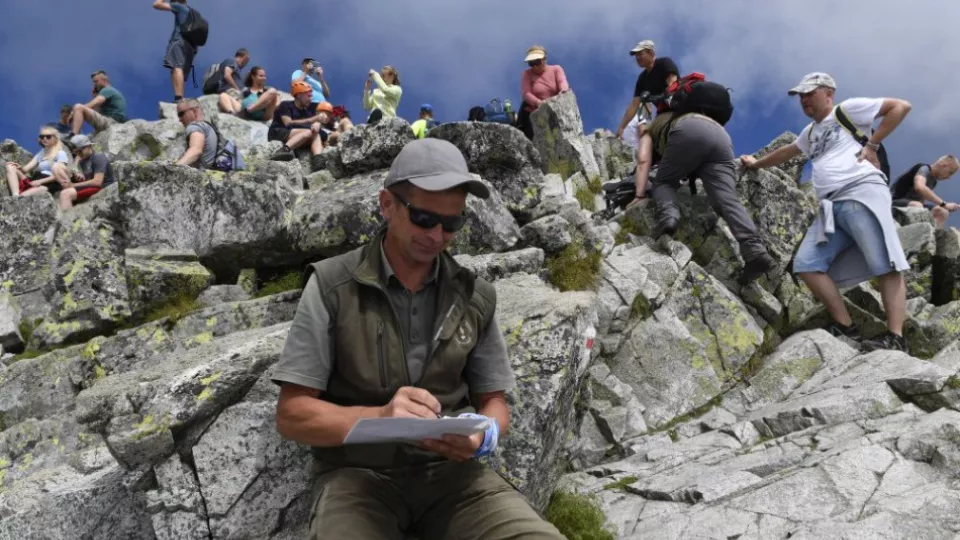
[652,115,767,260]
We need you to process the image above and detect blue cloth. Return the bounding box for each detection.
[291,70,327,104]
[458,412,499,458]
[794,199,892,278]
[169,3,190,42]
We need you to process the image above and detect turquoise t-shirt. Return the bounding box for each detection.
[98,86,127,122]
[290,70,327,104]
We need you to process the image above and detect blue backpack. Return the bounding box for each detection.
[483,99,511,124]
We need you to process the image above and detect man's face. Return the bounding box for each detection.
[92,74,106,91]
[294,91,312,107]
[317,111,332,124]
[380,186,467,264]
[634,50,653,69]
[798,87,831,118]
[76,146,94,160]
[176,104,199,126]
[238,55,250,68]
[933,159,960,180]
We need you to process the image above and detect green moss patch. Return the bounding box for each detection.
[545,241,602,292]
[545,490,616,540]
[614,219,641,246]
[142,294,201,325]
[575,186,597,212]
[254,270,303,298]
[603,475,638,491]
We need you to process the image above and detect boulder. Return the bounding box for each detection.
[93,119,185,163]
[897,222,936,300]
[892,205,935,227]
[0,196,59,299]
[487,273,598,511]
[0,139,32,196]
[750,131,808,183]
[321,117,414,178]
[196,285,250,308]
[213,113,269,155]
[289,170,520,260]
[531,91,601,181]
[117,162,297,279]
[932,227,960,306]
[519,214,574,254]
[31,209,131,350]
[0,291,24,353]
[124,248,214,318]
[905,300,960,358]
[590,129,635,182]
[453,248,545,283]
[429,122,545,222]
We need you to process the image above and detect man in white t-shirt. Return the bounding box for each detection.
[740,72,913,353]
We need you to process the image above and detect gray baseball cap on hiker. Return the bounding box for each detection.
[383,139,490,199]
[70,134,93,149]
[788,72,837,95]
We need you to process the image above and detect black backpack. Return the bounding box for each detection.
[201,62,222,95]
[834,105,891,180]
[890,163,926,199]
[468,106,486,122]
[665,72,734,126]
[180,7,209,48]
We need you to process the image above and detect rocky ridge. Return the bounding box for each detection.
[0,91,958,539]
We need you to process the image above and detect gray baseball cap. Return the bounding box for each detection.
[383,139,490,199]
[70,134,93,150]
[788,72,837,95]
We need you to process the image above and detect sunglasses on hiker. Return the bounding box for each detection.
[527,59,543,67]
[392,191,466,233]
[38,134,56,141]
[177,106,199,118]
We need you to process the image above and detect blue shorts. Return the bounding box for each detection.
[793,200,893,276]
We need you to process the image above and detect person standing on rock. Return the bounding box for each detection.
[153,0,199,103]
[516,45,570,139]
[272,138,566,540]
[615,40,679,141]
[632,109,777,285]
[740,72,913,352]
[890,155,960,229]
[71,70,127,136]
[268,81,326,169]
[363,65,402,125]
[57,135,115,209]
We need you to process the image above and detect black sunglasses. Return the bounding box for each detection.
[527,59,543,67]
[38,134,56,140]
[392,191,466,233]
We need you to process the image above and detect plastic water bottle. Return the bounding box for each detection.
[503,99,513,114]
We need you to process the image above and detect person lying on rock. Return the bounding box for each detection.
[631,108,776,286]
[315,101,353,146]
[740,72,913,352]
[516,45,569,140]
[220,65,280,122]
[890,155,960,230]
[272,138,566,540]
[71,70,127,136]
[268,81,326,170]
[57,135,115,210]
[4,126,71,198]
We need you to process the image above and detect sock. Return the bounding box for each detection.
[174,96,183,103]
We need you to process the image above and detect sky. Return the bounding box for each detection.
[2,0,959,226]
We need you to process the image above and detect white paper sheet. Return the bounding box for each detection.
[342,416,490,445]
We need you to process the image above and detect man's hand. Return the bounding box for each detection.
[314,66,324,78]
[7,162,21,169]
[310,122,321,134]
[740,155,759,170]
[857,145,881,170]
[379,387,441,419]
[420,432,483,462]
[944,202,960,213]
[615,127,624,140]
[368,69,377,78]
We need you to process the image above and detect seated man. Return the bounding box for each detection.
[72,70,127,136]
[50,105,74,140]
[214,48,250,108]
[272,138,566,540]
[633,109,775,285]
[890,155,959,229]
[175,98,219,169]
[410,103,437,139]
[56,135,115,210]
[268,81,325,169]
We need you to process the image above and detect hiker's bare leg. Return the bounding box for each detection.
[931,206,949,229]
[249,89,278,114]
[71,104,91,135]
[338,118,354,133]
[19,185,49,198]
[59,188,79,210]
[219,93,241,114]
[5,163,22,196]
[285,130,313,151]
[876,271,906,335]
[172,68,185,98]
[310,132,325,155]
[798,271,854,326]
[634,135,653,196]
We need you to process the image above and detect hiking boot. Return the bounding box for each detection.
[270,146,295,162]
[861,331,908,353]
[738,252,776,285]
[310,154,326,172]
[822,321,861,340]
[652,216,679,239]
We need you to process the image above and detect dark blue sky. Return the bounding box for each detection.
[2,0,958,226]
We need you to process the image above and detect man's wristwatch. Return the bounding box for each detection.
[939,201,948,208]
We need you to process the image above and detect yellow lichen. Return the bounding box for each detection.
[186,331,214,347]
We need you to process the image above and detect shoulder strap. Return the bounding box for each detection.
[834,105,869,146]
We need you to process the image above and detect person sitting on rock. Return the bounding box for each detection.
[632,109,776,285]
[4,126,71,198]
[890,155,960,229]
[516,45,569,139]
[410,103,437,139]
[315,101,349,146]
[271,138,567,540]
[57,135,115,210]
[615,40,679,141]
[49,105,74,140]
[268,81,325,168]
[292,57,331,106]
[71,70,127,136]
[220,65,279,122]
[175,98,220,169]
[363,65,402,125]
[740,72,913,352]
[214,48,251,112]
[153,0,199,103]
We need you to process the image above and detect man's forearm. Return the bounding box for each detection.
[919,186,944,205]
[618,104,639,132]
[869,101,912,145]
[475,395,510,436]
[277,394,382,447]
[752,144,800,169]
[321,80,331,99]
[177,148,202,166]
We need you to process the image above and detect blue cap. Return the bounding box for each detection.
[420,103,433,112]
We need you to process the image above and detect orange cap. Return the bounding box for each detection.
[316,101,334,113]
[291,81,312,96]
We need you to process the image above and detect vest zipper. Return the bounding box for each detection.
[377,321,387,389]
